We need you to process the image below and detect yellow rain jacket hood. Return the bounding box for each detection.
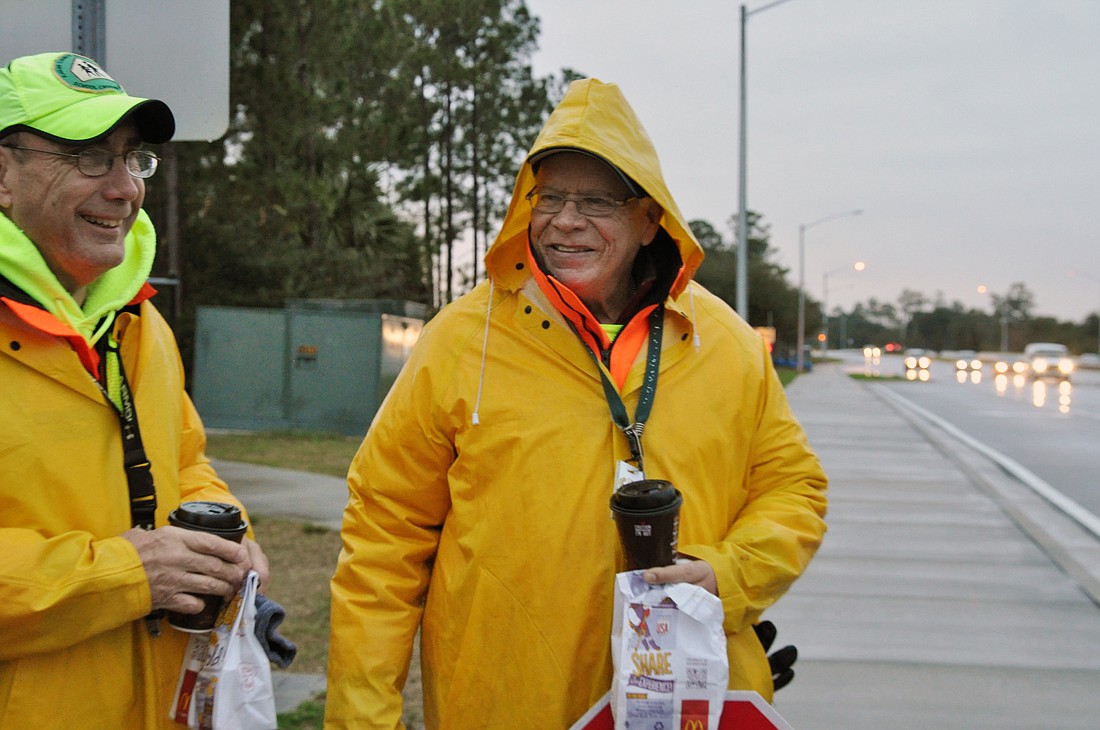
[327,78,827,729]
[486,78,703,300]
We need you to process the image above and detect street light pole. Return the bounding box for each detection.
[735,0,793,318]
[795,209,863,372]
[735,4,748,317]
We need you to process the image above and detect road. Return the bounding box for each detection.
[836,350,1100,521]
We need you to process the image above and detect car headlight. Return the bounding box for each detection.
[970,359,982,370]
[1059,359,1074,375]
[1013,361,1028,374]
[919,356,931,369]
[955,359,967,370]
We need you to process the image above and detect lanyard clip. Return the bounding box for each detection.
[622,422,646,473]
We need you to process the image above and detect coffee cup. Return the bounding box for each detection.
[165,501,248,632]
[609,479,683,571]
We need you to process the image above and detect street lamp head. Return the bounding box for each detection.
[854,261,866,272]
[803,207,864,231]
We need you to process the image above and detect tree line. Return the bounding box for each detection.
[141,0,561,365]
[690,216,1099,357]
[138,1,1098,370]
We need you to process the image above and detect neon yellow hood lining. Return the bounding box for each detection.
[0,208,156,344]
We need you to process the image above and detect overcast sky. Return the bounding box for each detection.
[525,0,1100,322]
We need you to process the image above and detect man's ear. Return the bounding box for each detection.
[0,150,14,211]
[639,199,663,247]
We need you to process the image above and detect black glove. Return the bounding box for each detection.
[752,620,798,691]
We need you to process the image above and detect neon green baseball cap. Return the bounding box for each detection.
[0,52,174,144]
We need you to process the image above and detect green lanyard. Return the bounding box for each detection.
[579,305,664,473]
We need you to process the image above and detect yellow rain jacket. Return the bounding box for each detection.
[327,79,827,729]
[0,210,249,729]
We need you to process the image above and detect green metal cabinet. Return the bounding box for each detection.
[192,299,426,436]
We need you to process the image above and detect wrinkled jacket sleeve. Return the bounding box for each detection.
[681,337,828,635]
[0,529,153,660]
[326,340,454,729]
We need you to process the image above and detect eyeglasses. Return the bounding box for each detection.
[525,188,637,218]
[0,145,159,179]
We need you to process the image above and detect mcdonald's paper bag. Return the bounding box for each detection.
[611,570,728,730]
[169,571,276,729]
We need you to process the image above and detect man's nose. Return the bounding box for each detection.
[102,156,142,200]
[551,199,587,226]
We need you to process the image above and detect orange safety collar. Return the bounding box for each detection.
[526,243,656,390]
[0,281,157,377]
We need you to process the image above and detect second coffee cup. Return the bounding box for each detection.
[165,501,248,632]
[609,479,683,571]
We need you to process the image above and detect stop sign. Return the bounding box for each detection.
[571,690,795,730]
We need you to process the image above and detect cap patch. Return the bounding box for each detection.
[52,53,123,94]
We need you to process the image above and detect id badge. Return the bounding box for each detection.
[613,460,645,492]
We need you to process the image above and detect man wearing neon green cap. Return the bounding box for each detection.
[0,52,269,728]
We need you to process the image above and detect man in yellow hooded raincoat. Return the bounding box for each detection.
[0,52,267,728]
[327,78,827,729]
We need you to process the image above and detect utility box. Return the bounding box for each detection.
[192,299,427,436]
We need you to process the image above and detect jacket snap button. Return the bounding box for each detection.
[9,341,20,351]
[524,306,532,314]
[541,320,550,329]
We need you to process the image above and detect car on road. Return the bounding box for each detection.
[953,350,982,371]
[904,348,933,371]
[1023,342,1074,380]
[1077,353,1100,370]
[992,357,1028,375]
[903,348,933,381]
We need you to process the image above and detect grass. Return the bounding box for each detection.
[206,430,361,478]
[273,699,325,730]
[847,372,909,382]
[246,516,343,675]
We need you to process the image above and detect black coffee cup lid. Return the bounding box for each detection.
[612,479,681,511]
[172,501,243,529]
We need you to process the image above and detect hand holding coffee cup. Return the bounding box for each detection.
[609,479,683,571]
[163,501,249,631]
[123,505,251,629]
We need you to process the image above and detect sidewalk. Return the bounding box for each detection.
[220,361,1100,726]
[769,362,1100,729]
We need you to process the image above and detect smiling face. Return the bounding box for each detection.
[0,123,145,302]
[529,152,661,323]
